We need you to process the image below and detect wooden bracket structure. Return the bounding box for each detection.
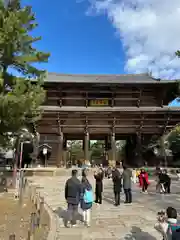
[84,116,89,164]
[58,87,62,107]
[57,113,62,135]
[163,114,170,135]
[139,113,144,131]
[85,116,88,134]
[137,89,142,108]
[57,113,63,167]
[111,92,115,107]
[160,89,165,108]
[85,92,88,108]
[112,117,116,134]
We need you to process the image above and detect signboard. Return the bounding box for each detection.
[90,99,109,106]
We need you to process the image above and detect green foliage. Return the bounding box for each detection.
[0,0,50,146]
[176,50,180,57]
[167,125,180,156]
[91,140,104,159]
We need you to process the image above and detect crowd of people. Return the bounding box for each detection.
[64,166,179,239]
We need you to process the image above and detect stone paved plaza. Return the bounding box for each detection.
[29,174,180,240]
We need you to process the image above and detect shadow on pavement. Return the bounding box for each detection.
[54,207,83,227]
[124,226,157,240]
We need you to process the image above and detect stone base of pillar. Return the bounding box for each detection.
[108,160,116,167]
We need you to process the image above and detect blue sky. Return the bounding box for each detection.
[21,0,125,74]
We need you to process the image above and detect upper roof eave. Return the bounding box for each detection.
[43,72,179,84]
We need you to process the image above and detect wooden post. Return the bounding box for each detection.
[111,132,116,166]
[136,132,143,166]
[109,118,116,167]
[84,117,89,165]
[84,131,89,165]
[57,133,63,167]
[28,212,36,240]
[19,169,24,205]
[57,114,63,167]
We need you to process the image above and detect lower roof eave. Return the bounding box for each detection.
[40,105,180,113]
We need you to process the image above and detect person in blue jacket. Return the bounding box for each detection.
[80,168,93,227]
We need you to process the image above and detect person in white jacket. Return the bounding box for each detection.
[131,169,137,184]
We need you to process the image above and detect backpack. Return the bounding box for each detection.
[167,221,180,239]
[83,189,94,203]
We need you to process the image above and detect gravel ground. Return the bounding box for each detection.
[0,191,50,240]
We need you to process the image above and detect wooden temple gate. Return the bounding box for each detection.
[36,73,180,167]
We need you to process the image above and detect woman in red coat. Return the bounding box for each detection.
[139,169,149,192]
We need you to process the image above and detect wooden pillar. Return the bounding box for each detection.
[109,132,116,167]
[57,131,63,168]
[135,132,143,167]
[111,132,116,163]
[105,133,116,167]
[84,131,90,165]
[63,138,67,167]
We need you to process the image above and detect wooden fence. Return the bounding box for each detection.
[9,179,45,240]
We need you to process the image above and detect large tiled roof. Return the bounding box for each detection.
[44,72,178,84]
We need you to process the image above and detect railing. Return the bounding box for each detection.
[9,177,45,240]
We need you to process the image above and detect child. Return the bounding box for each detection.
[154,207,180,240]
[154,210,167,239]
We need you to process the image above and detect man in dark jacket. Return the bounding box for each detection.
[65,169,81,227]
[122,165,132,204]
[112,168,122,206]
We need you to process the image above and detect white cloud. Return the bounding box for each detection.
[90,0,180,79]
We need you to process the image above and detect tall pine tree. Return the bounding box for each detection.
[0,0,50,147]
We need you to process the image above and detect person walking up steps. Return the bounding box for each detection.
[122,165,132,204]
[65,169,81,227]
[80,168,93,227]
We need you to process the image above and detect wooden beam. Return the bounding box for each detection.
[46,89,141,94]
[39,117,180,122]
[41,105,180,113]
[37,124,176,128]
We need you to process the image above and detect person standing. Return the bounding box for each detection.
[163,169,171,194]
[65,169,81,227]
[139,169,149,193]
[112,167,122,206]
[94,167,104,204]
[122,165,132,204]
[132,168,137,184]
[80,169,93,227]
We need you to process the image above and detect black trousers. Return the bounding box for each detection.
[164,181,171,193]
[124,188,132,203]
[142,178,148,192]
[114,191,120,205]
[95,190,102,204]
[67,203,78,225]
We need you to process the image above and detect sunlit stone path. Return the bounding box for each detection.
[28,173,180,239]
